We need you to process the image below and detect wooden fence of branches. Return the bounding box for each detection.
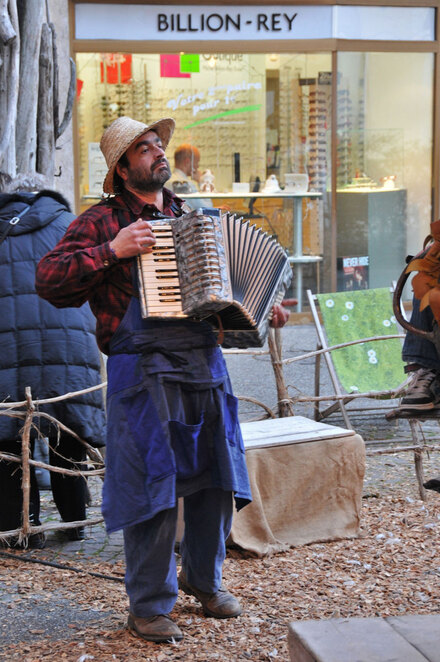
[1,328,439,547]
[0,384,106,547]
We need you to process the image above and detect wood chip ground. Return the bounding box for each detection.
[0,451,439,661]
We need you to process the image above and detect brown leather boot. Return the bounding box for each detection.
[127,613,183,642]
[178,572,242,618]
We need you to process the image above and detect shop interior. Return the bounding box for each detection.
[76,50,433,300]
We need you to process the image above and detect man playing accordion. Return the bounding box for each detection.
[36,116,288,644]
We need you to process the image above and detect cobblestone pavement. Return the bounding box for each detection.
[7,324,440,559]
[29,323,440,565]
[36,450,440,567]
[38,480,124,564]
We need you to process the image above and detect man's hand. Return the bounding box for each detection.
[270,303,290,328]
[110,219,156,259]
[192,168,202,184]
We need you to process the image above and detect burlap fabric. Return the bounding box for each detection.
[230,431,365,556]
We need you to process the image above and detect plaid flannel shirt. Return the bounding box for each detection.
[35,188,185,354]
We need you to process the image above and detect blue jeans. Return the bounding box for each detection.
[123,488,233,618]
[402,297,440,371]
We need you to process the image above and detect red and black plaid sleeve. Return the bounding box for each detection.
[36,190,185,354]
[36,202,132,353]
[36,205,118,304]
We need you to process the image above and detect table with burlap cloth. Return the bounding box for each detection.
[177,416,365,557]
[229,416,365,556]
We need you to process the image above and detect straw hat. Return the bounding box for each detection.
[100,116,175,194]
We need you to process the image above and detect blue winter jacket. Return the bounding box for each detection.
[0,190,106,446]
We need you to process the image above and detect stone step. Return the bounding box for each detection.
[288,615,440,662]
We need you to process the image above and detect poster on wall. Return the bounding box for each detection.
[100,54,132,84]
[337,255,369,291]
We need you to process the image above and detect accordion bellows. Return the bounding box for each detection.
[137,208,292,348]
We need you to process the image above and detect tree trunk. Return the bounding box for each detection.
[15,0,44,173]
[0,0,16,45]
[0,0,19,174]
[0,2,72,180]
[37,22,54,180]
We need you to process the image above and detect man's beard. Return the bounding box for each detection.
[126,160,171,193]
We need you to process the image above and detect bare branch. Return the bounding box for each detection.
[268,328,294,417]
[0,452,104,476]
[0,381,106,408]
[0,517,104,543]
[20,387,34,539]
[56,57,75,140]
[282,334,405,365]
[37,21,54,177]
[237,395,275,419]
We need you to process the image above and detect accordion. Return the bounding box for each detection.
[137,208,292,348]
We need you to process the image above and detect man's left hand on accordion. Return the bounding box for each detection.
[270,303,290,328]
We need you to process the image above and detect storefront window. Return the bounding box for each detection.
[336,52,434,292]
[76,48,434,302]
[77,52,331,191]
[77,51,331,304]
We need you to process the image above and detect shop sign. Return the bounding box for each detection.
[75,4,434,42]
[75,5,331,40]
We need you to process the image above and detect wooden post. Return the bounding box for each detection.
[21,387,35,540]
[268,327,294,418]
[409,419,427,501]
[314,343,322,421]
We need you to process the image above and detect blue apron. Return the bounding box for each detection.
[102,296,251,533]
